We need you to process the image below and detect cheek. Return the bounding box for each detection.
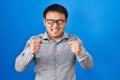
[61,26,66,31]
[45,25,51,31]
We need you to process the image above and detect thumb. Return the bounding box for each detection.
[69,41,74,46]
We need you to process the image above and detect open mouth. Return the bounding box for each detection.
[51,29,60,33]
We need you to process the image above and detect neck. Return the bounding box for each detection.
[48,33,64,42]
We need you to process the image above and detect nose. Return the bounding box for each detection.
[53,21,59,27]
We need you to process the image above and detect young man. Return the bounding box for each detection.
[15,4,93,80]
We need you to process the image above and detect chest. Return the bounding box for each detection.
[34,41,75,64]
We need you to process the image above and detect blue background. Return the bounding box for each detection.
[0,0,120,80]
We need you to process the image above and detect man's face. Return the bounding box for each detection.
[44,11,67,41]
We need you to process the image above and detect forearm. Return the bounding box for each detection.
[76,46,93,69]
[15,47,34,72]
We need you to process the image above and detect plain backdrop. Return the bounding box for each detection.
[0,0,120,80]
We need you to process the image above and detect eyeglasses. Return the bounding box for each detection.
[45,19,66,25]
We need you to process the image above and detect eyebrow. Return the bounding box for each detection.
[45,19,66,20]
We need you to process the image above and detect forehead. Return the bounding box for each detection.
[45,11,66,19]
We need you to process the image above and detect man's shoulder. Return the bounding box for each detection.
[37,33,45,39]
[66,33,83,43]
[24,33,44,45]
[66,33,79,40]
[28,33,44,40]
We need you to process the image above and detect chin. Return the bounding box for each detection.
[52,34,59,37]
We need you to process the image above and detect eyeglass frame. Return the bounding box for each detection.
[45,18,67,25]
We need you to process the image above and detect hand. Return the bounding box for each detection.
[69,40,81,56]
[30,38,42,54]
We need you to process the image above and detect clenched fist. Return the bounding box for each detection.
[30,38,42,54]
[69,40,81,56]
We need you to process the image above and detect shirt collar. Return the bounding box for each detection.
[61,32,69,40]
[42,32,69,41]
[42,32,50,40]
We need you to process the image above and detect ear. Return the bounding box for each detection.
[43,18,46,26]
[65,19,68,24]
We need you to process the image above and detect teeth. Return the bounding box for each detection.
[53,30,58,31]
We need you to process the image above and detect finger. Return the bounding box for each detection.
[34,39,42,43]
[71,47,75,50]
[34,48,40,53]
[34,46,40,51]
[70,44,79,49]
[35,42,42,47]
[69,40,79,45]
[71,48,77,53]
[69,41,75,46]
[32,40,42,46]
[70,43,77,47]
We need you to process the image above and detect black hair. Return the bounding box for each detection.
[43,4,68,19]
